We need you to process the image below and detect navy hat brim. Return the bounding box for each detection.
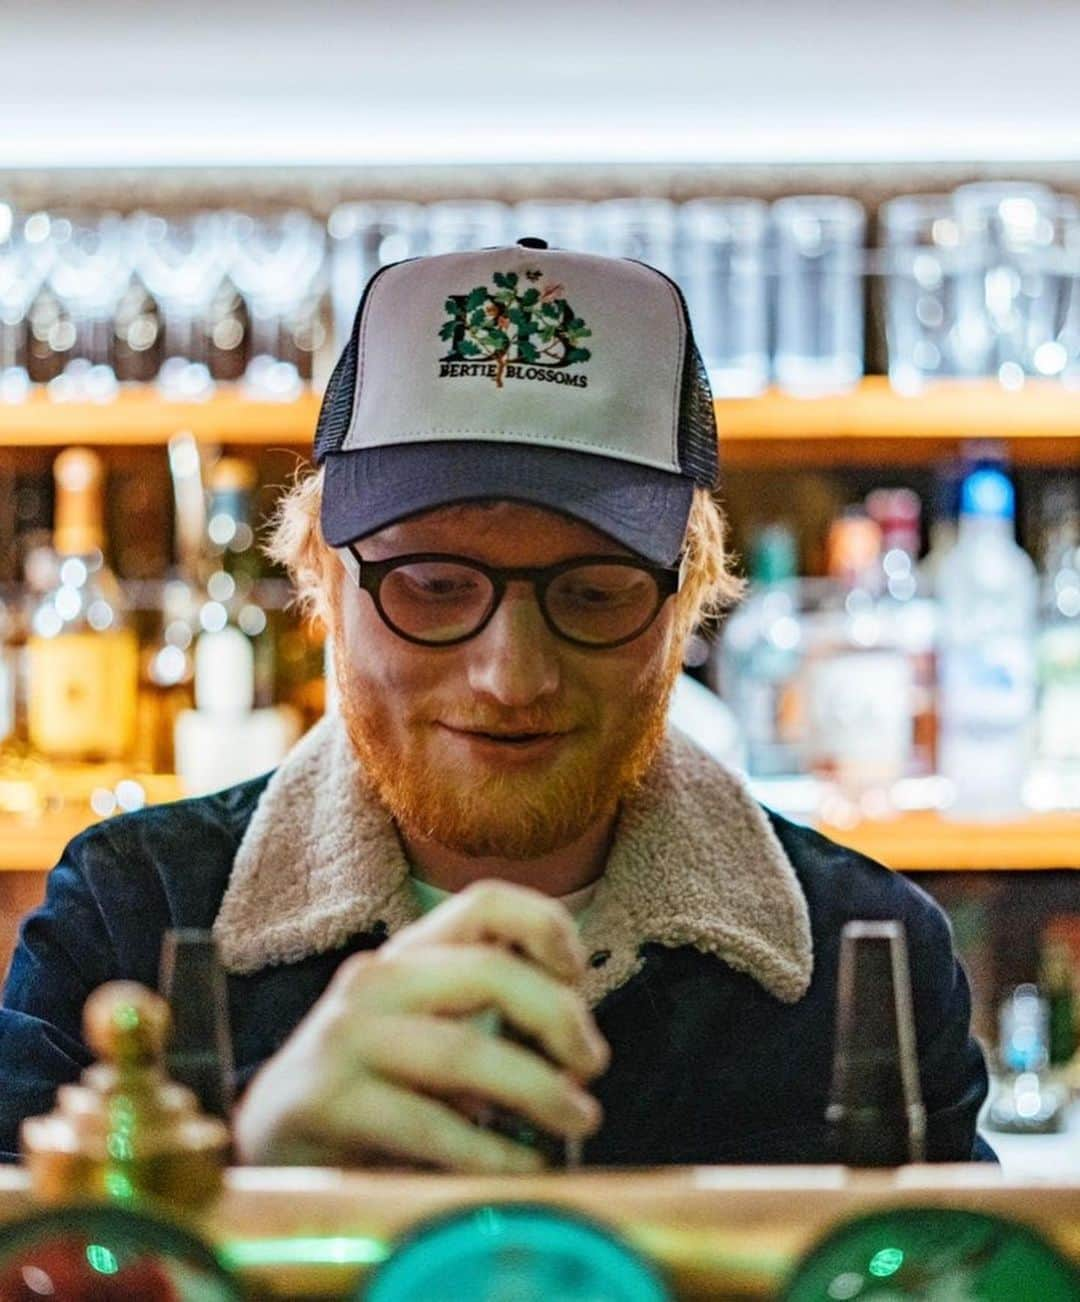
[321,442,694,566]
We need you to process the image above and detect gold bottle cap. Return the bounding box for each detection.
[209,456,258,494]
[826,513,882,585]
[20,981,229,1209]
[53,447,105,557]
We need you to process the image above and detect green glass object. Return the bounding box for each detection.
[781,1206,1080,1301]
[363,1202,671,1302]
[0,1204,242,1301]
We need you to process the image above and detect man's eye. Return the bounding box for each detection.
[562,581,637,606]
[399,570,480,598]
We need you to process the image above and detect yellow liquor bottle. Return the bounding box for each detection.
[27,448,138,762]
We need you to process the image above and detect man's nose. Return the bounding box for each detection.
[465,585,560,706]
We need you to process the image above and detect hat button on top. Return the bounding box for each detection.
[516,236,548,249]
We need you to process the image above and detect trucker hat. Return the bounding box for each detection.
[313,238,719,566]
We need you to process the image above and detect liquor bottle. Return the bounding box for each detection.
[918,460,962,597]
[133,434,204,774]
[1035,478,1080,800]
[201,457,274,707]
[273,616,328,733]
[937,468,1037,819]
[1041,934,1078,1069]
[865,488,937,776]
[803,511,914,816]
[173,618,300,795]
[174,457,300,793]
[715,524,806,777]
[135,579,197,774]
[986,983,1068,1133]
[26,449,139,762]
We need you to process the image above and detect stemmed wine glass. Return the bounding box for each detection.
[38,208,130,400]
[326,201,424,350]
[225,209,325,398]
[0,204,46,401]
[131,210,233,399]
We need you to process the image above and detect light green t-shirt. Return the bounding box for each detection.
[409,874,599,927]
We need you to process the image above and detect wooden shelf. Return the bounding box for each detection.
[0,801,1076,874]
[818,810,1080,873]
[716,377,1080,467]
[0,388,320,449]
[1,380,1079,466]
[0,771,183,873]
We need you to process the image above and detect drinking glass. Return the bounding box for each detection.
[773,195,866,396]
[881,193,965,393]
[132,211,232,398]
[326,201,425,350]
[1057,202,1080,388]
[39,209,130,399]
[512,200,592,253]
[951,180,1059,384]
[0,203,46,401]
[679,198,768,396]
[589,197,678,276]
[1036,195,1080,382]
[226,209,325,397]
[424,201,508,255]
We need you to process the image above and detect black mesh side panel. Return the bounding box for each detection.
[678,332,720,488]
[628,261,719,489]
[312,317,359,464]
[313,261,405,465]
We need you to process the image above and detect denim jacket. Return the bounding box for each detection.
[0,716,992,1164]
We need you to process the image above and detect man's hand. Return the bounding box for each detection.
[232,880,610,1172]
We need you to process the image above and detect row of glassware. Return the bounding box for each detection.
[1,182,1079,402]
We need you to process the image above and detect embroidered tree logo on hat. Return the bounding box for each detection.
[439,270,592,388]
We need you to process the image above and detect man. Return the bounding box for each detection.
[0,241,991,1169]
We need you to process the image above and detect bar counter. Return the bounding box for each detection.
[0,1163,1076,1298]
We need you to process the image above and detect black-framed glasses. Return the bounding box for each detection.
[343,547,681,649]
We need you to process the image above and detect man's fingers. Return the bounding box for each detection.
[308,1074,547,1174]
[361,1014,602,1140]
[379,879,588,983]
[357,945,609,1080]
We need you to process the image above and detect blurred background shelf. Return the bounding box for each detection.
[1,800,1076,874]
[0,388,321,449]
[817,810,1080,872]
[0,772,184,873]
[2,380,1080,462]
[716,378,1080,467]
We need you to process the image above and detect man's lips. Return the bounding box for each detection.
[437,724,573,748]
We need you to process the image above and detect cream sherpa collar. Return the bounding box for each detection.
[213,713,813,1006]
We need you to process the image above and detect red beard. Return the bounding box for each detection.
[334,645,681,861]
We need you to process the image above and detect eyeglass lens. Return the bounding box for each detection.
[378,561,662,646]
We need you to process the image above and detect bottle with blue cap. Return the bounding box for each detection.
[937,466,1037,818]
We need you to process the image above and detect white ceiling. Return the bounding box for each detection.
[2,0,1079,167]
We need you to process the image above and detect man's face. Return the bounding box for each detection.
[329,501,683,861]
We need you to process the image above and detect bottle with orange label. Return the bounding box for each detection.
[803,509,915,816]
[26,447,138,762]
